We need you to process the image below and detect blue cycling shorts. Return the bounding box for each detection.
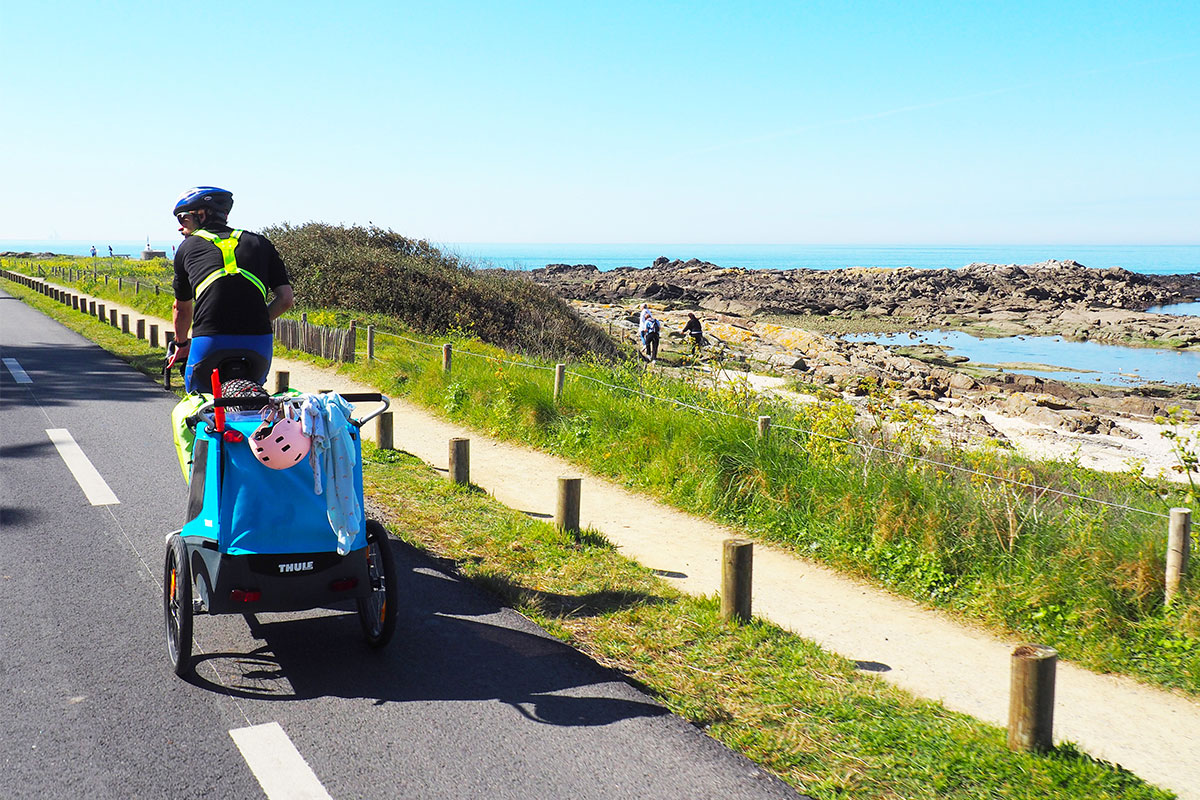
[184,333,273,393]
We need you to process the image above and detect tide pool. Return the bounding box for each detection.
[843,329,1200,387]
[1147,301,1200,316]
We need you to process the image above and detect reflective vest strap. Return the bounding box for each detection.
[191,229,267,300]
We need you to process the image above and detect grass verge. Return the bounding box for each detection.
[4,273,1179,798]
[9,261,1199,696]
[361,443,1172,799]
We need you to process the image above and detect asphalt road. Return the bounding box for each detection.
[0,287,803,800]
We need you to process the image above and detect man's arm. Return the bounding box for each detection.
[172,298,194,343]
[267,284,294,322]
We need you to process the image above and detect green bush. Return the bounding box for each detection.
[262,222,620,361]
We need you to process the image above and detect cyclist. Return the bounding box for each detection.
[168,186,294,392]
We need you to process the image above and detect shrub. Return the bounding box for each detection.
[263,222,620,361]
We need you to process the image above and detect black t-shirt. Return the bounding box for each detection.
[173,224,291,337]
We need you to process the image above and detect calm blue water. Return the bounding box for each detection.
[844,330,1200,387]
[8,238,1200,385]
[445,243,1200,276]
[0,240,175,258]
[6,240,1198,275]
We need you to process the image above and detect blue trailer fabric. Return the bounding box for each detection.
[183,416,366,555]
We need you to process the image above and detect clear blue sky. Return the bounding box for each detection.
[1,1,1196,246]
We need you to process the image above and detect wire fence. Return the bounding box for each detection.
[366,327,1173,519]
[3,261,1178,520]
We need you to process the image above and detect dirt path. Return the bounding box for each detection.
[37,286,1200,799]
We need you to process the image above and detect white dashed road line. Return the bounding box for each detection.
[229,722,334,800]
[45,429,120,506]
[3,357,32,383]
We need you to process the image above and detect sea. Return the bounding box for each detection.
[6,240,1200,385]
[4,241,1199,276]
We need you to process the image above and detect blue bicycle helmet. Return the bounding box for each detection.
[173,186,234,218]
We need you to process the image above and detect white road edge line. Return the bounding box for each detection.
[229,722,334,800]
[45,429,120,506]
[3,357,32,383]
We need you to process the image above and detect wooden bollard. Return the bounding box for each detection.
[1007,644,1057,753]
[1167,507,1192,605]
[149,324,159,348]
[722,539,754,623]
[376,412,394,450]
[449,438,470,485]
[136,319,145,340]
[442,343,452,375]
[274,371,290,393]
[556,476,581,534]
[757,416,771,438]
[367,324,375,360]
[554,363,566,401]
[89,300,96,317]
[97,303,106,322]
[109,309,118,327]
[121,314,130,334]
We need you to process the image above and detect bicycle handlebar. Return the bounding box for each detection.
[188,392,391,430]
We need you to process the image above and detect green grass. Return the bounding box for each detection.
[361,443,1172,800]
[8,254,1200,697]
[4,269,1181,797]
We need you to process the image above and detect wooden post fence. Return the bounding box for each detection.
[449,438,470,485]
[1167,507,1192,605]
[376,412,394,450]
[721,539,754,623]
[275,371,290,394]
[757,416,771,439]
[1007,644,1057,753]
[554,363,566,401]
[556,476,581,535]
[442,343,453,375]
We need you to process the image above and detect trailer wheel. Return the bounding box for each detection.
[164,534,193,676]
[357,520,397,648]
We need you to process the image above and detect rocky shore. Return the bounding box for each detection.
[525,259,1200,348]
[512,259,1200,477]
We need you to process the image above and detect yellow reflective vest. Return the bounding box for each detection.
[190,229,268,301]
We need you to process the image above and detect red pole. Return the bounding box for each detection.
[211,369,225,432]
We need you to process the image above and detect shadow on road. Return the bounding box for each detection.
[0,340,170,413]
[185,539,669,729]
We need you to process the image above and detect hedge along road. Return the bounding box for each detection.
[14,278,1200,800]
[0,287,804,800]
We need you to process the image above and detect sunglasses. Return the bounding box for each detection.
[176,212,199,224]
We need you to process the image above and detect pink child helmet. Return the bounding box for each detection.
[250,413,310,469]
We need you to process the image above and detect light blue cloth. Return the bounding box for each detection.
[300,393,362,555]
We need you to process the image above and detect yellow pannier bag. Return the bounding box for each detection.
[171,394,210,482]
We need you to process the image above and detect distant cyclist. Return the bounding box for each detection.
[167,186,294,392]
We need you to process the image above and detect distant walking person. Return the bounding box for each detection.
[682,312,706,354]
[166,186,294,392]
[639,309,661,362]
[107,245,113,256]
[90,245,97,257]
